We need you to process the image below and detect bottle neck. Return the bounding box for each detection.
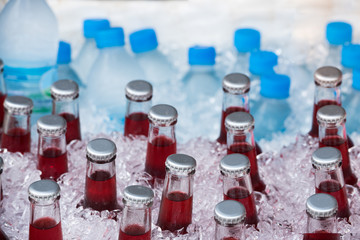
[86,158,116,180]
[30,198,61,228]
[314,85,341,105]
[315,167,345,190]
[215,222,243,240]
[126,99,152,117]
[227,128,255,150]
[52,98,79,119]
[222,92,249,112]
[0,72,6,95]
[189,65,215,73]
[38,133,67,156]
[222,173,253,197]
[120,204,151,235]
[3,111,31,135]
[319,122,346,142]
[306,214,337,233]
[148,123,176,145]
[163,172,194,199]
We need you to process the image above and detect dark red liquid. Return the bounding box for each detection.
[38,148,68,180]
[0,93,6,128]
[59,113,81,144]
[319,135,358,186]
[145,135,176,179]
[1,127,30,153]
[29,217,63,240]
[118,225,151,240]
[124,112,149,137]
[228,142,266,192]
[316,180,350,218]
[157,191,193,233]
[303,232,341,240]
[84,170,118,211]
[224,187,258,225]
[222,238,238,240]
[0,227,8,240]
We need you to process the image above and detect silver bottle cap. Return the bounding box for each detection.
[214,200,246,225]
[220,154,250,177]
[165,154,196,175]
[51,79,79,100]
[28,179,61,201]
[148,104,178,126]
[86,138,117,163]
[123,185,154,206]
[312,147,342,170]
[0,59,3,73]
[0,157,3,174]
[37,115,67,136]
[4,96,33,114]
[314,66,342,87]
[125,80,153,101]
[306,193,338,219]
[225,112,254,131]
[222,73,250,94]
[317,105,346,125]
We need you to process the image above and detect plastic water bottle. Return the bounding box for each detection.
[0,0,59,117]
[343,69,360,134]
[341,44,360,92]
[71,19,110,84]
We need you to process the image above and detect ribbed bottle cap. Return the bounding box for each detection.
[57,41,71,65]
[225,112,254,131]
[83,19,110,38]
[326,21,352,45]
[125,80,153,101]
[353,69,360,91]
[222,73,250,94]
[51,79,79,101]
[314,66,342,87]
[28,180,60,202]
[214,200,246,225]
[220,154,250,177]
[0,59,4,72]
[260,74,291,99]
[317,105,346,125]
[0,157,3,174]
[123,185,154,206]
[148,104,178,126]
[37,115,67,135]
[306,193,338,219]
[96,27,125,49]
[312,147,342,170]
[129,28,158,54]
[4,96,33,114]
[165,154,196,175]
[341,44,360,69]
[249,51,278,75]
[234,28,261,53]
[188,46,216,66]
[86,138,117,163]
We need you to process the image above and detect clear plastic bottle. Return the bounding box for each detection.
[0,60,7,128]
[341,44,360,92]
[343,69,360,134]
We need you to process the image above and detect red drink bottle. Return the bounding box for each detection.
[0,157,3,201]
[312,147,351,219]
[84,138,119,211]
[124,80,152,137]
[37,115,68,180]
[51,79,81,144]
[157,154,196,233]
[317,105,357,186]
[1,96,32,153]
[308,66,353,148]
[145,104,177,179]
[28,180,63,240]
[0,60,7,128]
[118,185,154,240]
[303,193,341,240]
[217,73,262,155]
[220,154,258,225]
[225,112,265,192]
[214,200,246,240]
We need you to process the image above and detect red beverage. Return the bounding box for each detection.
[1,127,30,153]
[222,238,238,240]
[224,187,258,225]
[319,136,357,186]
[124,112,149,137]
[316,180,350,218]
[29,217,63,240]
[118,225,151,240]
[309,100,339,138]
[0,228,8,240]
[84,171,118,211]
[157,191,192,233]
[38,148,68,180]
[228,142,266,192]
[145,136,176,179]
[59,113,81,144]
[303,232,341,240]
[0,93,6,128]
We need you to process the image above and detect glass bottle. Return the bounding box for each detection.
[28,179,63,240]
[118,185,154,240]
[225,112,266,192]
[1,96,33,153]
[214,200,246,240]
[37,115,68,180]
[157,153,196,233]
[0,157,3,201]
[51,79,81,144]
[220,153,258,225]
[124,80,153,137]
[145,104,177,179]
[0,59,7,128]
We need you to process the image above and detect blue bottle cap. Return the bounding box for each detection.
[341,44,360,69]
[326,21,352,45]
[188,46,216,66]
[249,51,278,75]
[129,28,158,54]
[234,28,261,53]
[353,69,360,91]
[84,19,110,39]
[96,27,125,49]
[260,73,290,99]
[57,41,71,64]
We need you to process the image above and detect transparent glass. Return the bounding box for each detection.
[227,128,254,148]
[222,174,253,196]
[306,215,337,234]
[215,221,243,240]
[148,124,176,143]
[38,135,66,156]
[120,205,152,233]
[125,99,152,118]
[3,111,30,134]
[52,98,79,118]
[30,197,61,225]
[314,85,341,105]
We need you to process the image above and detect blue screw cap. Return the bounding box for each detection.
[260,73,290,99]
[353,69,360,91]
[83,19,110,39]
[326,21,352,45]
[57,41,71,64]
[234,28,261,53]
[130,28,158,54]
[96,27,125,49]
[249,51,278,75]
[341,44,360,69]
[188,46,216,66]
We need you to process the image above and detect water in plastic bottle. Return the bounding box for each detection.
[341,44,360,93]
[343,69,360,134]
